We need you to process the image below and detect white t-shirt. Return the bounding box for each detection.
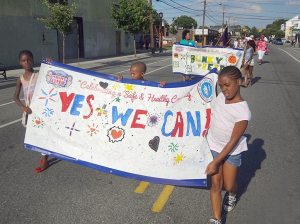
[207,93,251,155]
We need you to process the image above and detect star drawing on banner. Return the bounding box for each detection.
[115,97,121,102]
[65,122,80,136]
[38,88,57,106]
[87,123,99,136]
[112,83,120,90]
[174,152,185,165]
[124,84,134,91]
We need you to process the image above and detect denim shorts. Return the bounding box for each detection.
[211,150,242,167]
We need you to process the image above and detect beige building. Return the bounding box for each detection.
[282,15,300,40]
[0,0,134,68]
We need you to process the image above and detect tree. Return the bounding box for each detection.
[112,0,154,56]
[263,19,287,38]
[39,0,77,63]
[169,26,178,35]
[250,26,259,37]
[173,16,197,29]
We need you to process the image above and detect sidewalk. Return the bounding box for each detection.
[0,50,170,89]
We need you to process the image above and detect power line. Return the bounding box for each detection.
[156,0,201,15]
[168,0,202,12]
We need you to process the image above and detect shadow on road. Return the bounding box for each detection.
[251,76,262,85]
[222,135,266,223]
[48,157,61,168]
[237,135,266,198]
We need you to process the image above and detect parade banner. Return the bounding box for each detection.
[172,45,244,76]
[24,61,217,187]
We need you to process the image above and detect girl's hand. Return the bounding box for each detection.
[159,81,167,87]
[23,106,32,114]
[117,74,123,81]
[205,160,220,175]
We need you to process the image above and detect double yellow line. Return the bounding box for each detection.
[134,181,175,213]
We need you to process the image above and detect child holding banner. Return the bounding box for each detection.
[118,61,166,86]
[13,50,49,173]
[206,66,251,224]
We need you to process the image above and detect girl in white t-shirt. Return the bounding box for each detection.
[206,66,251,224]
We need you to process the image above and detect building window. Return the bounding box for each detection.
[48,0,68,4]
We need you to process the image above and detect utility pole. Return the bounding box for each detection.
[222,6,225,33]
[201,0,207,46]
[148,0,154,53]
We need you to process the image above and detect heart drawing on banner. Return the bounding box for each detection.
[107,126,125,143]
[148,136,160,152]
[111,129,123,139]
[99,81,108,89]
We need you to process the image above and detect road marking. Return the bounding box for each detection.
[112,58,171,75]
[278,48,300,63]
[0,101,15,107]
[151,185,175,213]
[0,99,24,108]
[145,64,172,75]
[0,118,22,129]
[134,181,150,194]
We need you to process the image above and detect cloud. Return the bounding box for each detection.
[249,4,263,13]
[286,1,300,6]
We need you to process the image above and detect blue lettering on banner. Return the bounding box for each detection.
[186,111,201,136]
[70,95,85,115]
[161,110,173,137]
[112,106,133,126]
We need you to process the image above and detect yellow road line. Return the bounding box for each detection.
[151,185,175,213]
[134,181,150,194]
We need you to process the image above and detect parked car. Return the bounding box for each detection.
[281,38,287,44]
[273,38,283,45]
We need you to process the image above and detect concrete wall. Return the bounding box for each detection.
[0,0,59,68]
[0,0,134,68]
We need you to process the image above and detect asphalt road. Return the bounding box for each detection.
[0,46,299,224]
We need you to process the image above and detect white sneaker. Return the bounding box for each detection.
[223,192,237,212]
[209,218,222,224]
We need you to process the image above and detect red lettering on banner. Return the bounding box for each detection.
[83,95,95,119]
[59,92,75,112]
[202,108,211,137]
[171,112,184,137]
[131,109,148,129]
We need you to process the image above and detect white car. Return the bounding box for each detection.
[281,38,287,44]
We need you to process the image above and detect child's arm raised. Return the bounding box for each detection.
[13,78,32,114]
[205,120,248,175]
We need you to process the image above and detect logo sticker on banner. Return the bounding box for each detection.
[24,61,218,187]
[198,78,214,103]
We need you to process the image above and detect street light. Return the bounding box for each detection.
[159,12,163,53]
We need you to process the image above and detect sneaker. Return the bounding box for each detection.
[209,218,222,224]
[223,192,237,212]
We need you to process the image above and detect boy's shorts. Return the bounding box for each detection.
[210,150,242,167]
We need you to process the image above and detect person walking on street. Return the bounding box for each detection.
[256,35,267,65]
[206,66,251,224]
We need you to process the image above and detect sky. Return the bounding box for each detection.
[152,0,300,29]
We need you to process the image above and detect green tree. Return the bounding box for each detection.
[112,0,154,56]
[250,26,259,37]
[169,26,178,35]
[263,19,287,38]
[39,0,77,63]
[173,15,197,29]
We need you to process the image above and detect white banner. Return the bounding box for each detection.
[24,62,218,186]
[172,45,244,76]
